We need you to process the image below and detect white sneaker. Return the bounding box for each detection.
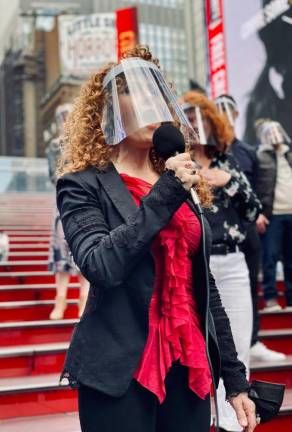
[250,341,286,361]
[264,299,283,312]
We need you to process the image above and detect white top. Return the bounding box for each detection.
[273,145,292,215]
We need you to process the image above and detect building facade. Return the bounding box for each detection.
[0,0,94,157]
[0,0,208,157]
[95,0,208,95]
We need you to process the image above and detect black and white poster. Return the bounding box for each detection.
[224,0,292,145]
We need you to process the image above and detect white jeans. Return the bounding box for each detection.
[210,252,252,432]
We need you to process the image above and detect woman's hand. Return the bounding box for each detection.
[200,168,231,188]
[256,213,269,234]
[165,153,201,191]
[228,392,258,431]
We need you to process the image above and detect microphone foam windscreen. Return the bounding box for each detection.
[152,124,185,160]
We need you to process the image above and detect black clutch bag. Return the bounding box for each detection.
[248,380,285,423]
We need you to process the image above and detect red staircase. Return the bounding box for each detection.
[0,195,79,428]
[0,194,291,431]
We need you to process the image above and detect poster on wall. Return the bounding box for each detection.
[223,0,292,144]
[58,13,116,78]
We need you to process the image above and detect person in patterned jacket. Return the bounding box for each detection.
[181,91,261,432]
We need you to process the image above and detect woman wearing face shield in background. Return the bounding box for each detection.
[181,91,261,432]
[255,120,292,311]
[215,96,286,363]
[56,46,257,432]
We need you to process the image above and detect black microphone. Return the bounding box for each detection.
[153,124,201,208]
[152,124,185,158]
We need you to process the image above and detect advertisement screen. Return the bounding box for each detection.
[205,0,228,99]
[224,0,292,145]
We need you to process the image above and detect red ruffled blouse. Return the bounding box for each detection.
[120,173,211,403]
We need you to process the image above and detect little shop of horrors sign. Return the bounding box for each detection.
[58,13,116,77]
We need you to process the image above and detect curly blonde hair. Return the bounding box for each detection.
[180,91,234,156]
[58,45,212,207]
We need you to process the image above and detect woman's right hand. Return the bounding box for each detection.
[165,153,201,191]
[256,214,269,234]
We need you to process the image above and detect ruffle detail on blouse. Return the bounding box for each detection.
[120,173,211,404]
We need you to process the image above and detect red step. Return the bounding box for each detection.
[7,253,49,261]
[0,343,68,378]
[0,320,77,347]
[0,374,77,419]
[251,355,292,389]
[4,232,50,237]
[0,262,49,272]
[9,244,50,252]
[0,284,80,301]
[0,300,79,322]
[259,329,292,354]
[260,309,292,330]
[0,273,79,285]
[9,238,50,245]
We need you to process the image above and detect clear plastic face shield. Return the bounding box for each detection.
[256,121,291,148]
[215,96,237,128]
[55,103,73,135]
[181,103,214,146]
[101,58,199,147]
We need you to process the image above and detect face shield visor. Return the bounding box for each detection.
[55,103,73,135]
[182,103,217,146]
[256,121,291,147]
[215,96,237,128]
[101,58,199,147]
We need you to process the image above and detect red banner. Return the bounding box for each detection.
[205,0,228,99]
[116,7,139,60]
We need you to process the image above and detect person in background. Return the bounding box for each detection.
[46,104,89,320]
[255,119,292,312]
[0,231,9,262]
[215,95,285,363]
[181,91,261,432]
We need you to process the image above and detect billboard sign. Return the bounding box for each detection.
[116,7,139,60]
[58,13,116,78]
[205,0,228,98]
[223,0,292,144]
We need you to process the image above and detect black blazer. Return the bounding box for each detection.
[57,164,249,397]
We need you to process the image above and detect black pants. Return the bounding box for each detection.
[78,363,211,432]
[261,214,292,305]
[242,224,261,347]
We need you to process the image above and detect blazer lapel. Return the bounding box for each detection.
[96,163,137,222]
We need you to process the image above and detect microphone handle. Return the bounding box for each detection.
[190,187,203,215]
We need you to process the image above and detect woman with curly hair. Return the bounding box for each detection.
[181,91,261,432]
[57,46,257,432]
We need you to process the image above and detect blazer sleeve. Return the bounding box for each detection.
[57,169,189,290]
[208,269,250,397]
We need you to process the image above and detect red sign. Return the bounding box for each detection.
[116,7,139,60]
[205,0,228,99]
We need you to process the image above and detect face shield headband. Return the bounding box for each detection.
[256,121,291,147]
[215,96,237,128]
[101,58,199,146]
